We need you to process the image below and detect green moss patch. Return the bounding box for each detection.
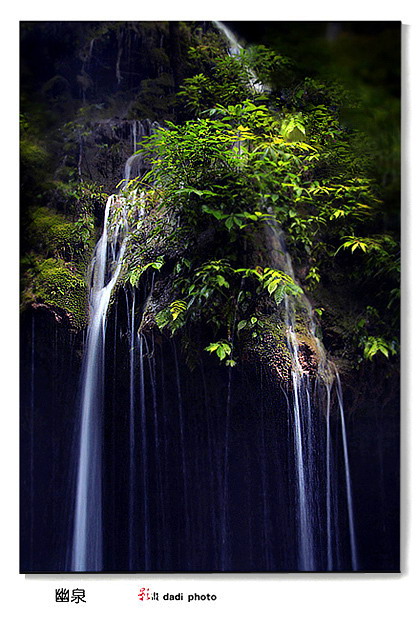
[22,256,88,328]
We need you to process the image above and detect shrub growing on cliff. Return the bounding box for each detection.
[128,39,399,364]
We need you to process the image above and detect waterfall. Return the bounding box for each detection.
[70,114,151,570]
[325,384,333,571]
[336,371,358,570]
[213,21,243,56]
[290,374,315,569]
[71,195,128,571]
[271,226,358,570]
[139,333,151,570]
[215,20,358,571]
[270,225,323,569]
[213,21,266,93]
[116,29,123,84]
[284,292,315,569]
[132,120,138,154]
[123,119,155,184]
[173,342,191,569]
[126,289,137,569]
[145,334,166,568]
[68,24,358,573]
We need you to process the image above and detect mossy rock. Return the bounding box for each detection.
[244,307,325,383]
[23,256,88,329]
[28,206,95,267]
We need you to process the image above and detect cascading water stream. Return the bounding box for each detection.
[278,232,322,569]
[126,288,137,569]
[173,342,192,569]
[213,21,266,93]
[68,22,359,573]
[71,195,128,571]
[335,371,358,570]
[290,377,315,568]
[213,21,242,56]
[273,228,358,570]
[325,384,333,571]
[71,117,151,570]
[124,119,157,183]
[216,20,358,571]
[145,335,166,567]
[138,333,151,570]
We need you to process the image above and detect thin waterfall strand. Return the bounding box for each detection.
[325,384,333,571]
[127,289,137,569]
[336,372,358,570]
[139,334,151,570]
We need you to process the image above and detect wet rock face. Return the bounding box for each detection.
[251,324,321,383]
[79,119,154,192]
[297,340,319,375]
[253,330,293,381]
[138,277,176,334]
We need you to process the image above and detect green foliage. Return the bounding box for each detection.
[62,180,108,215]
[280,113,306,140]
[19,23,399,369]
[204,340,235,366]
[243,44,294,86]
[155,300,187,334]
[127,257,165,287]
[22,256,88,327]
[305,266,321,287]
[362,335,397,360]
[178,46,252,114]
[337,235,388,254]
[236,315,266,340]
[130,73,176,120]
[235,267,303,304]
[125,41,398,366]
[21,179,101,327]
[201,204,279,231]
[28,206,95,263]
[154,259,234,335]
[20,113,52,202]
[20,135,49,169]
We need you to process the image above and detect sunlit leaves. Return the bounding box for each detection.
[305,266,321,287]
[155,299,187,334]
[362,336,397,360]
[129,39,399,367]
[235,125,257,141]
[337,236,387,254]
[236,314,265,339]
[235,266,303,304]
[170,299,187,320]
[280,114,306,140]
[128,256,164,287]
[204,340,236,366]
[201,204,279,231]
